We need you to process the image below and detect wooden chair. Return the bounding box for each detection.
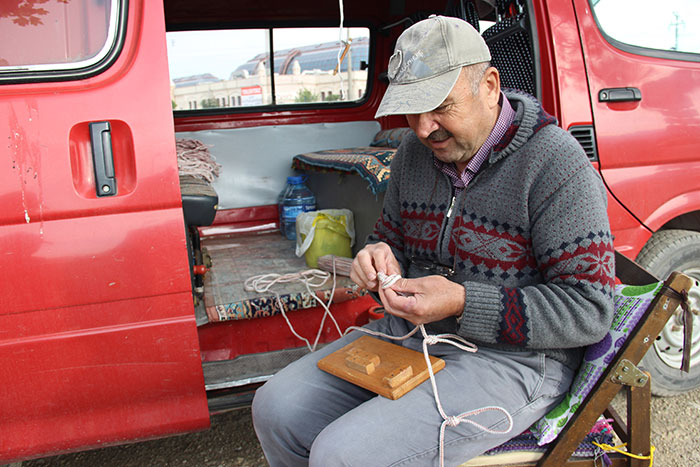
[463,252,693,466]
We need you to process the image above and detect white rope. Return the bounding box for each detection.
[345,272,514,467]
[336,0,347,100]
[244,262,343,353]
[246,265,513,466]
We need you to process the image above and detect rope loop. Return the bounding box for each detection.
[369,272,512,467]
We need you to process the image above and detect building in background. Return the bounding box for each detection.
[171,37,369,110]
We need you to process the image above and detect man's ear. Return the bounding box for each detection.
[483,67,501,109]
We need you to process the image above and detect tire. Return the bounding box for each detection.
[636,229,700,396]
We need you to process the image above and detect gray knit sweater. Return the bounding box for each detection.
[369,90,615,370]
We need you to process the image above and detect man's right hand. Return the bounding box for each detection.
[350,242,402,292]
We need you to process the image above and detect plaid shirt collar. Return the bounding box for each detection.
[433,92,515,189]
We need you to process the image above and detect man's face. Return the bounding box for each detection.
[405,68,499,171]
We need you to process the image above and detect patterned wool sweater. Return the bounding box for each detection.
[369,90,615,370]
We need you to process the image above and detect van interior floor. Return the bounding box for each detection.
[200,231,359,324]
[197,231,364,410]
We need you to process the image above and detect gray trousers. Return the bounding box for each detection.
[252,315,574,467]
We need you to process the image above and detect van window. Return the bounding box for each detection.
[592,0,700,55]
[0,0,121,76]
[167,27,370,111]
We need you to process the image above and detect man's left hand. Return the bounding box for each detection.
[378,275,465,326]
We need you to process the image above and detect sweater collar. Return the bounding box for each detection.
[488,89,558,165]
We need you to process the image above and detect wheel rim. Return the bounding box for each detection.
[654,268,700,370]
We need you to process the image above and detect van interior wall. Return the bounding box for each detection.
[176,121,380,209]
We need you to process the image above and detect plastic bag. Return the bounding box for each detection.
[295,209,355,268]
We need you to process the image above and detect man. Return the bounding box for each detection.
[253,15,615,466]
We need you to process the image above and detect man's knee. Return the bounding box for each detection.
[309,422,358,467]
[309,414,395,467]
[251,381,273,435]
[252,377,294,435]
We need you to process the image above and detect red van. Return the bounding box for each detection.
[1,0,698,461]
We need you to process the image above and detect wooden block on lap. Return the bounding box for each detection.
[318,335,445,400]
[345,348,380,374]
[383,365,413,388]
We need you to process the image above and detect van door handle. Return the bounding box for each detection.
[89,121,117,197]
[598,87,642,103]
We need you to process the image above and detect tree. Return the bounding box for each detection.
[1,0,70,27]
[294,88,319,103]
[324,92,342,102]
[200,97,219,108]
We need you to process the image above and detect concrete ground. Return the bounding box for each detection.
[17,386,700,467]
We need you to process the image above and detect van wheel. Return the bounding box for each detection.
[636,229,700,396]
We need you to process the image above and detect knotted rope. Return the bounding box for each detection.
[345,272,514,467]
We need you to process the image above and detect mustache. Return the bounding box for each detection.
[427,129,452,141]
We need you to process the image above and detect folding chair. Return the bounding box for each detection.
[463,251,694,466]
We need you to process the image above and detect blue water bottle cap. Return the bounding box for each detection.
[287,175,305,184]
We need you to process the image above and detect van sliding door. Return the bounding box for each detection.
[0,0,209,461]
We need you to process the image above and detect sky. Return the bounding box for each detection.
[594,0,699,53]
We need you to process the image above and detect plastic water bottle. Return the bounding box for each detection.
[281,175,316,241]
[277,182,291,235]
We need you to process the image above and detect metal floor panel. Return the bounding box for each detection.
[203,346,317,391]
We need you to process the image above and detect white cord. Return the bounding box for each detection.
[244,263,343,353]
[246,266,514,466]
[336,0,347,100]
[345,272,514,467]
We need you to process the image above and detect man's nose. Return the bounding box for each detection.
[409,113,439,139]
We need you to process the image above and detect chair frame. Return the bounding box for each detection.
[469,252,693,466]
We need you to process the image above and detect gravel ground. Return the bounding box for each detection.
[20,387,700,467]
[642,388,700,466]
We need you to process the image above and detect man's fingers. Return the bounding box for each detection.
[350,242,399,291]
[349,251,372,287]
[389,277,414,294]
[379,286,417,317]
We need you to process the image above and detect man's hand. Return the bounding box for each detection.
[350,242,402,292]
[378,275,465,326]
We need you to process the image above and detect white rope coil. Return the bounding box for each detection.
[244,263,343,353]
[244,269,331,293]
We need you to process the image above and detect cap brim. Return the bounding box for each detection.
[374,67,461,118]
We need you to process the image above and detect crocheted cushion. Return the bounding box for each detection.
[531,282,664,445]
[476,418,613,461]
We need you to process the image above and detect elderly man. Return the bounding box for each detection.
[253,15,615,466]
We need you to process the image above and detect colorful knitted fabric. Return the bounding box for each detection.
[292,147,395,195]
[291,128,412,195]
[368,90,615,370]
[484,420,613,458]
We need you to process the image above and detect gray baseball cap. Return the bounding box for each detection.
[375,15,491,118]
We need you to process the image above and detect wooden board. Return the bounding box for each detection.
[317,335,445,400]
